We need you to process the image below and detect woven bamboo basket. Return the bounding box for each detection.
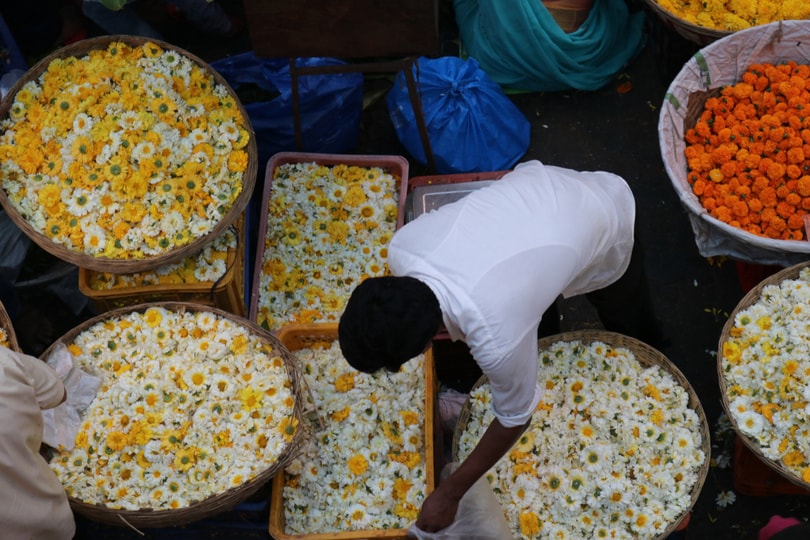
[269,323,437,540]
[453,330,710,540]
[40,302,306,529]
[0,35,257,274]
[643,0,730,46]
[0,298,20,352]
[718,260,810,492]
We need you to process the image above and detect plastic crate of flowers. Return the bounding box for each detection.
[249,152,408,332]
[78,215,246,316]
[719,260,810,492]
[270,323,436,540]
[659,21,810,266]
[43,302,306,528]
[453,331,710,540]
[0,36,257,273]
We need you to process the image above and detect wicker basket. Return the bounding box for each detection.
[269,323,437,540]
[659,21,810,266]
[40,302,306,529]
[643,0,730,46]
[0,35,257,274]
[453,330,710,540]
[718,261,810,492]
[77,215,246,316]
[0,298,19,352]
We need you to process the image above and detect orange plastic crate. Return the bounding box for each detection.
[269,323,437,540]
[78,215,246,316]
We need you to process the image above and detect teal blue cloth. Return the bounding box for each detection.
[454,0,646,92]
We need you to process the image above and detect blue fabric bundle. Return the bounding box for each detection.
[454,0,646,92]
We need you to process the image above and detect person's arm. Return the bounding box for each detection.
[415,416,530,532]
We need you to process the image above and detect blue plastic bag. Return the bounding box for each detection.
[387,56,530,174]
[210,53,364,170]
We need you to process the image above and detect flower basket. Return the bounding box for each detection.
[41,302,306,528]
[249,152,409,332]
[77,214,246,316]
[642,0,730,46]
[659,21,810,266]
[0,35,257,274]
[269,323,437,540]
[0,298,19,352]
[718,260,810,492]
[453,330,710,540]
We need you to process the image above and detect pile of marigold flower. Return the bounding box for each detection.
[0,327,9,349]
[0,40,250,261]
[256,161,399,331]
[280,340,428,534]
[48,306,300,510]
[654,0,809,32]
[457,339,706,539]
[684,61,810,241]
[721,266,810,485]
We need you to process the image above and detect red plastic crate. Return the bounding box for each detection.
[733,436,810,496]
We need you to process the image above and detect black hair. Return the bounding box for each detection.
[338,276,442,373]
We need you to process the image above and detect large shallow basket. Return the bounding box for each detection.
[643,0,730,46]
[269,323,437,540]
[0,298,19,352]
[659,21,810,266]
[453,330,710,540]
[0,35,257,274]
[718,261,810,492]
[40,302,306,528]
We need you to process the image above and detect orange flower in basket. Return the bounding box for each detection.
[684,61,810,240]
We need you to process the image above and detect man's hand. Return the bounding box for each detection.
[415,483,460,532]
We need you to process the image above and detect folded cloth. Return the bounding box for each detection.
[42,343,101,450]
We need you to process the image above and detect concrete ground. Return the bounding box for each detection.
[5,1,810,538]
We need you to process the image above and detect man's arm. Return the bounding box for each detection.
[415,416,530,532]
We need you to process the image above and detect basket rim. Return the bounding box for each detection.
[0,298,20,352]
[0,35,257,274]
[42,301,307,528]
[717,260,810,491]
[452,329,710,540]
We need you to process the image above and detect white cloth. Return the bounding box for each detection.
[388,160,635,427]
[0,346,75,540]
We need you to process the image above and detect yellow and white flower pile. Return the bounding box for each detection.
[256,161,399,331]
[85,225,237,289]
[0,40,250,260]
[281,340,427,534]
[721,267,810,485]
[48,306,299,510]
[457,340,705,539]
[0,327,9,349]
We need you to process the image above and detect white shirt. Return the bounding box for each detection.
[388,160,635,427]
[0,346,75,540]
